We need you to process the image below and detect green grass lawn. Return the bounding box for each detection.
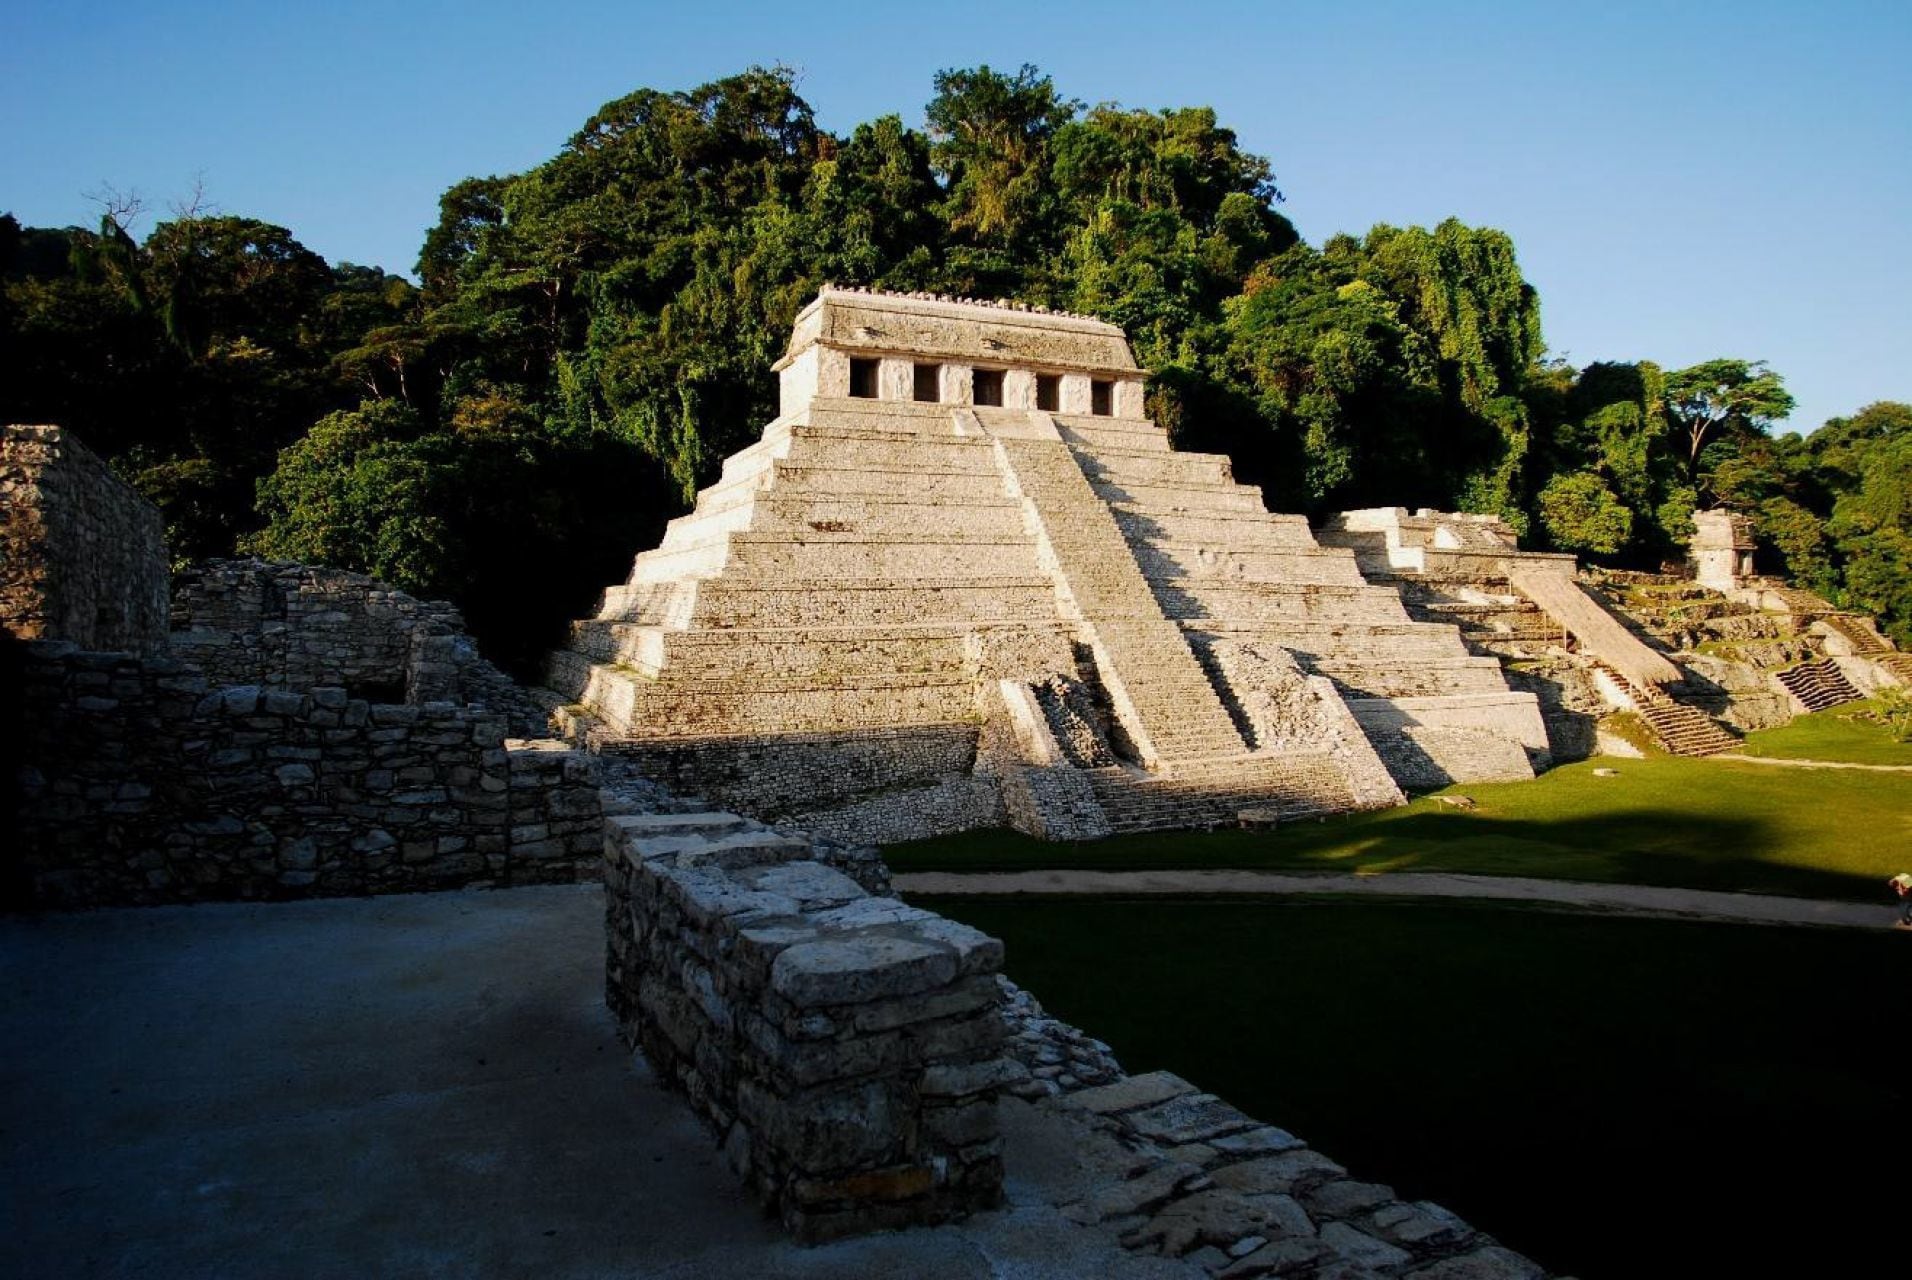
[888,756,1912,901]
[1738,698,1912,765]
[928,896,1907,1278]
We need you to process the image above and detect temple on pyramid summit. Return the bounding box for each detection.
[546,287,1552,842]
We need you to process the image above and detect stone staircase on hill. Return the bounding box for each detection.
[1875,652,1912,684]
[1774,658,1865,713]
[1751,581,1838,616]
[1593,661,1740,756]
[1820,613,1889,654]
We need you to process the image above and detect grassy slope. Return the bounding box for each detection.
[1737,698,1912,765]
[888,756,1912,901]
[930,896,1907,1278]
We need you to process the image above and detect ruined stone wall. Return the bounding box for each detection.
[602,809,1009,1240]
[172,559,544,734]
[10,640,600,907]
[790,776,1006,847]
[596,724,983,820]
[0,425,169,654]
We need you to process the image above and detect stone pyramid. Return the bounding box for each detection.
[546,288,1547,841]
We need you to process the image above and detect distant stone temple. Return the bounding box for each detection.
[1689,508,1757,593]
[547,288,1552,842]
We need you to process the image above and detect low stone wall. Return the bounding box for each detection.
[991,972,1550,1275]
[603,809,1009,1240]
[1048,1071,1548,1277]
[1,425,169,654]
[10,640,600,907]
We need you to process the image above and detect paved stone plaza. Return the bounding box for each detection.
[0,885,1197,1279]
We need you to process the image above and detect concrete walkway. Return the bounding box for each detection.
[0,885,1195,1279]
[894,869,1897,930]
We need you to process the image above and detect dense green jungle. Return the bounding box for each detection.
[5,64,1908,674]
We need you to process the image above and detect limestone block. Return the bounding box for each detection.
[770,934,960,1006]
[734,861,866,911]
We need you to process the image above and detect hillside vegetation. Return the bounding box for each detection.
[4,65,1908,670]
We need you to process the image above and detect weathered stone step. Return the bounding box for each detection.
[684,577,1061,629]
[1084,754,1358,831]
[767,461,1009,502]
[1074,448,1234,489]
[633,531,1043,586]
[1131,542,1372,589]
[1052,415,1174,453]
[547,652,979,737]
[1088,477,1265,514]
[567,620,977,678]
[1110,505,1319,550]
[776,427,999,471]
[1155,580,1413,626]
[610,811,749,838]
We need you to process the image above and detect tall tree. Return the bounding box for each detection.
[1664,358,1794,480]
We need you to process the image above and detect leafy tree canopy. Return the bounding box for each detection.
[9,65,1904,658]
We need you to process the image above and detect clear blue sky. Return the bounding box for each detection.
[5,0,1907,436]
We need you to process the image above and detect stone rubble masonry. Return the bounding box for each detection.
[601,802,1009,1241]
[1,424,169,654]
[996,994,1552,1278]
[5,449,595,906]
[11,640,602,907]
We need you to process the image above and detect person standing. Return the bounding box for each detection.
[1891,873,1912,928]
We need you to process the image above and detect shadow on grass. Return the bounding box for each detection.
[887,804,1890,903]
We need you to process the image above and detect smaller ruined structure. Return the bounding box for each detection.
[1,424,169,654]
[1322,505,1912,758]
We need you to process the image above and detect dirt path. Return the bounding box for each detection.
[1716,753,1912,773]
[893,868,1900,930]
